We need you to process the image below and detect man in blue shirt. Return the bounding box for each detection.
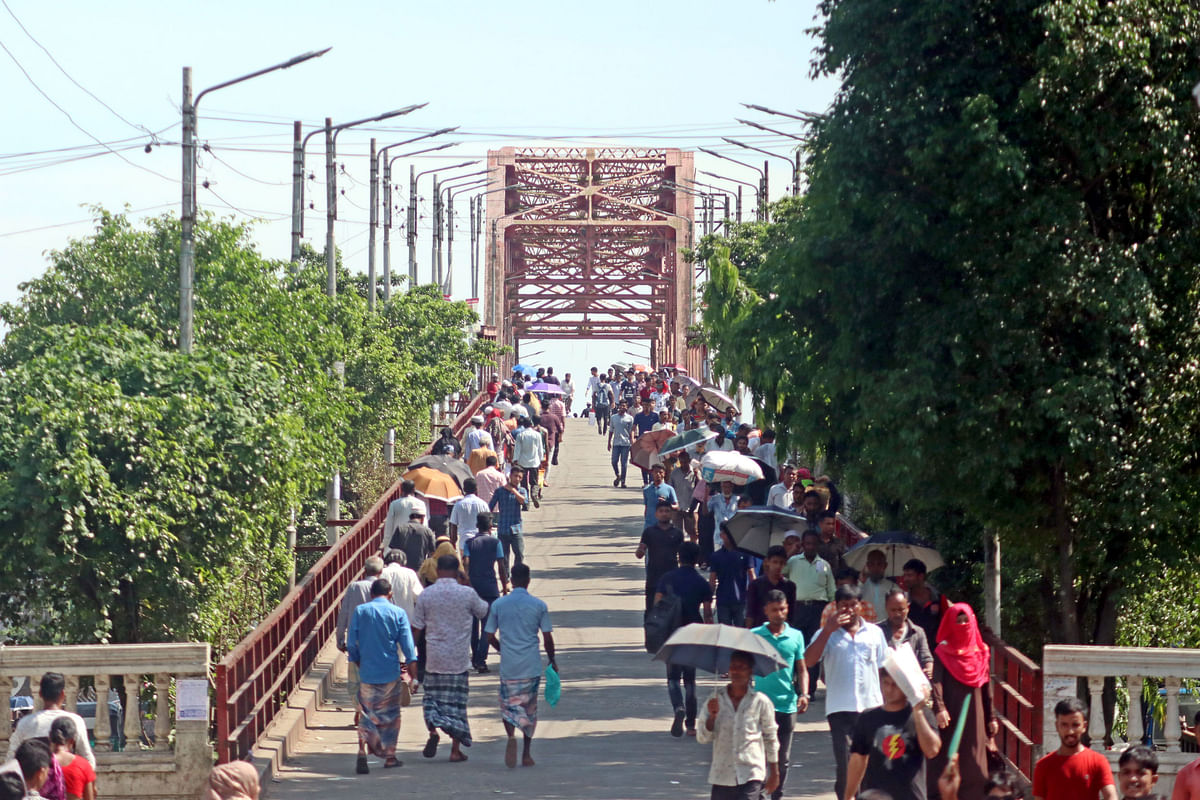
[752,590,811,800]
[655,542,713,737]
[708,523,754,626]
[464,514,508,673]
[347,578,417,772]
[642,463,679,529]
[485,563,556,768]
[632,399,660,485]
[489,467,530,570]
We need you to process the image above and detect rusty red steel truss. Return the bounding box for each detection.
[484,147,695,367]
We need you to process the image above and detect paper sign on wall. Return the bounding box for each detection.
[176,679,208,721]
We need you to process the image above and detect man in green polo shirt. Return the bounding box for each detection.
[752,589,810,800]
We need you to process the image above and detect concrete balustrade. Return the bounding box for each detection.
[1,643,210,800]
[1043,645,1200,797]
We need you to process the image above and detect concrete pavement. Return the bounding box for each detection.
[265,418,837,799]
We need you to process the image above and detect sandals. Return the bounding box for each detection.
[423,732,440,758]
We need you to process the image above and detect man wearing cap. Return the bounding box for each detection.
[463,415,493,456]
[386,507,436,574]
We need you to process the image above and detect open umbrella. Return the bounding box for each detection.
[661,363,688,373]
[697,385,738,414]
[699,451,764,485]
[528,381,563,395]
[844,530,944,575]
[724,506,807,557]
[512,363,537,376]
[654,623,789,677]
[408,455,474,488]
[671,374,701,392]
[401,466,463,503]
[659,428,717,458]
[632,364,649,372]
[630,429,675,471]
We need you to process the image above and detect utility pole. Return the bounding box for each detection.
[445,187,454,296]
[324,118,336,297]
[367,138,378,311]
[382,158,393,302]
[432,175,441,288]
[290,121,303,268]
[984,531,1002,634]
[408,164,418,285]
[761,161,769,223]
[180,67,195,353]
[736,186,742,223]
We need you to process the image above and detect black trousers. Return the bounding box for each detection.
[792,601,824,697]
[827,711,859,800]
[771,711,795,800]
[710,781,763,800]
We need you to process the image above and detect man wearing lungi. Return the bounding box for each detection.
[347,577,417,773]
[411,553,490,763]
[485,563,556,768]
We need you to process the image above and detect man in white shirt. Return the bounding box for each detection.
[383,480,426,548]
[766,464,797,510]
[449,478,491,549]
[512,416,546,508]
[697,650,780,799]
[803,583,889,800]
[585,367,602,399]
[859,549,900,617]
[380,549,424,620]
[561,373,576,413]
[462,416,493,456]
[668,451,698,540]
[754,429,778,470]
[6,673,96,768]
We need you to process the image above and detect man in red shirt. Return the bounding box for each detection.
[1033,698,1117,800]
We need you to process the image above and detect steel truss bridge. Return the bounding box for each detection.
[484,147,701,371]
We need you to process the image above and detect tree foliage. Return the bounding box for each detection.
[702,0,1200,648]
[0,210,497,646]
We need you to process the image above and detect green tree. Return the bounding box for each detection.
[703,0,1200,647]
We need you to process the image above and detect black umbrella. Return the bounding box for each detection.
[725,506,807,557]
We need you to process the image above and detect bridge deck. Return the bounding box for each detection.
[265,418,837,799]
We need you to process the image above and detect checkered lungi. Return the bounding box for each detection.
[499,676,541,738]
[357,680,402,757]
[423,671,472,745]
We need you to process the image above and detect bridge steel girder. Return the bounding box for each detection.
[484,147,695,370]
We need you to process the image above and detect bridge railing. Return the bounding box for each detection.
[1042,645,1200,798]
[982,627,1042,780]
[214,390,491,763]
[0,643,210,799]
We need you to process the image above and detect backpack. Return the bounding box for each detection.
[644,583,683,653]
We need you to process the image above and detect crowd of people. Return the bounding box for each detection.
[604,364,1177,800]
[1,363,1189,800]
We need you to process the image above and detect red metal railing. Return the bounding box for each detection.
[983,627,1042,780]
[214,390,491,762]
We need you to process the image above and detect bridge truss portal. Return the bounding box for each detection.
[484,147,696,369]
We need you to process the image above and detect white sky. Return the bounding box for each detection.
[0,0,839,377]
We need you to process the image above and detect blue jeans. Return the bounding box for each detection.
[471,595,497,667]
[667,664,697,727]
[500,527,525,570]
[611,445,630,482]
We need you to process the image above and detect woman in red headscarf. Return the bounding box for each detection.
[927,602,999,799]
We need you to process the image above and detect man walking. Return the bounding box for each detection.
[592,375,614,435]
[877,588,934,679]
[561,372,575,414]
[668,451,698,541]
[753,590,810,800]
[636,499,685,614]
[464,513,508,673]
[697,650,780,799]
[385,507,436,573]
[608,400,634,487]
[784,530,835,695]
[655,541,713,737]
[347,577,417,773]
[642,463,679,529]
[632,399,659,485]
[5,673,95,768]
[844,668,940,800]
[512,416,545,508]
[384,480,425,544]
[337,556,386,716]
[1033,698,1117,800]
[486,563,557,768]
[449,478,490,550]
[860,549,900,618]
[490,466,530,570]
[804,583,889,800]
[709,523,754,626]
[411,554,491,763]
[462,415,494,456]
[474,454,507,505]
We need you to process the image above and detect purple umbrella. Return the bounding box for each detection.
[528,382,563,395]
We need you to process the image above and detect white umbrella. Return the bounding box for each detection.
[654,623,789,676]
[699,451,764,485]
[697,385,738,414]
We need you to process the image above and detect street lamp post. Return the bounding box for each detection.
[324,104,428,301]
[410,161,478,285]
[180,48,329,353]
[735,118,809,196]
[443,178,487,295]
[362,130,456,309]
[439,171,488,294]
[722,137,796,200]
[698,147,767,222]
[378,131,458,302]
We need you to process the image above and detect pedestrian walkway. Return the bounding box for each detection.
[265,418,837,800]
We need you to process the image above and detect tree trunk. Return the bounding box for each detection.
[1052,461,1081,644]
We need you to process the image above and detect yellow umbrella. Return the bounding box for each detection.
[401,466,463,503]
